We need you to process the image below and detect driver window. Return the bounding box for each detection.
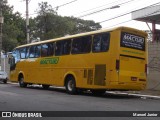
[12,49,20,63]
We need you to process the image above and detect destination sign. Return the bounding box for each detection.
[121,32,145,51]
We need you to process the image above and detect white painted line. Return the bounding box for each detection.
[127,93,160,99]
[106,91,160,99]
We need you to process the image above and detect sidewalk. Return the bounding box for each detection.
[106,89,160,99]
[138,89,160,96]
[125,89,160,99]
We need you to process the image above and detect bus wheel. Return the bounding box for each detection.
[65,76,77,95]
[42,84,50,89]
[19,77,27,88]
[90,90,106,96]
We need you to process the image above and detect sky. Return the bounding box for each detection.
[7,0,160,30]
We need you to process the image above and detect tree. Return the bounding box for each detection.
[66,17,102,34]
[2,0,26,52]
[1,1,102,52]
[31,2,102,41]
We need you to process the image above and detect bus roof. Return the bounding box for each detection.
[15,26,147,49]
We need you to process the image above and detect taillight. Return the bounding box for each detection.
[116,60,120,71]
[145,64,147,75]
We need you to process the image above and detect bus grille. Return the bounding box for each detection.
[94,64,106,86]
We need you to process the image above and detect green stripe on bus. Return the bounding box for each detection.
[40,57,59,64]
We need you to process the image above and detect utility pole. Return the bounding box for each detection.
[26,0,29,43]
[0,0,4,65]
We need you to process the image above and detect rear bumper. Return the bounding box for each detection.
[106,82,146,90]
[79,81,146,91]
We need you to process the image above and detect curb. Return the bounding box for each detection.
[106,91,160,100]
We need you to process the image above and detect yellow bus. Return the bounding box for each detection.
[9,26,148,95]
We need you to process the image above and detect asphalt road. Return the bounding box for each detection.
[0,82,160,120]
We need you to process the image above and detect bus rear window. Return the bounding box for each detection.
[121,32,145,51]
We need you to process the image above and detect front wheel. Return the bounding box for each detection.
[19,77,27,87]
[65,76,77,95]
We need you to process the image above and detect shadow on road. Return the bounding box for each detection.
[18,84,140,99]
[6,82,141,99]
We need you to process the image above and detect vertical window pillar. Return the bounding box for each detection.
[152,21,156,42]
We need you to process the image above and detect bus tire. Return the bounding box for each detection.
[42,84,50,89]
[65,76,77,95]
[19,77,27,88]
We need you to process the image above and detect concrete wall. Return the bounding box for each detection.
[147,41,160,90]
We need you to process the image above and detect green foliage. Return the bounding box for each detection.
[30,2,102,41]
[2,0,26,52]
[2,1,102,52]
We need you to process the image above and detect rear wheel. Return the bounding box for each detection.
[19,77,27,87]
[42,84,50,89]
[65,76,77,94]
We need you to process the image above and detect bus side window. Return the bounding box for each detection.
[29,46,35,58]
[12,49,20,63]
[55,40,71,56]
[17,49,20,62]
[92,33,110,52]
[72,36,91,54]
[29,45,41,58]
[19,47,26,59]
[48,43,55,56]
[26,47,30,58]
[72,43,79,53]
[41,44,48,57]
[35,45,41,58]
[63,40,71,55]
[41,43,54,57]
